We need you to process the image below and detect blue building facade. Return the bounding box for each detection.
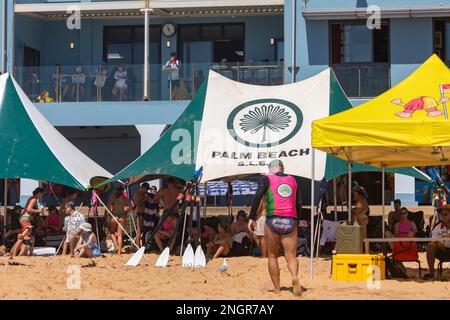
[2,0,449,204]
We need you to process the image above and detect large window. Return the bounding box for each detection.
[330,20,389,98]
[433,19,450,64]
[178,23,245,64]
[331,21,389,64]
[103,25,162,100]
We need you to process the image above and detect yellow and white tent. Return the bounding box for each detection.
[312,54,450,168]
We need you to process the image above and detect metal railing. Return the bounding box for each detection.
[332,63,390,98]
[14,61,285,103]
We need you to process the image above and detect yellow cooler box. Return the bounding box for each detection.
[332,254,385,282]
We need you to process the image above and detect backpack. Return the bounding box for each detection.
[231,236,251,256]
[385,256,408,279]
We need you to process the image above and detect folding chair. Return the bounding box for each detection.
[392,239,421,278]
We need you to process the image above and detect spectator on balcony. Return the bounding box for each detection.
[93,61,108,101]
[52,64,69,101]
[163,52,181,100]
[112,65,128,101]
[71,66,86,101]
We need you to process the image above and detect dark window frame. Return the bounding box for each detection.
[102,25,162,64]
[177,22,245,63]
[329,19,390,66]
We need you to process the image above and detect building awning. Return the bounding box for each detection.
[302,5,450,20]
[15,0,283,20]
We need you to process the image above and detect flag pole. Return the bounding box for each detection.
[440,85,448,119]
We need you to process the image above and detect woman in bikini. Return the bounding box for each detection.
[107,184,130,255]
[12,187,45,257]
[154,212,178,252]
[352,186,370,253]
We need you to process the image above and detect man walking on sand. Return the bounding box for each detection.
[249,159,303,295]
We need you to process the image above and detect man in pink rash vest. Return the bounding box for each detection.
[248,159,303,296]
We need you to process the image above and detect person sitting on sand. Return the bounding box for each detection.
[154,211,178,252]
[231,210,249,235]
[206,222,233,260]
[45,205,63,235]
[75,222,102,258]
[64,201,86,257]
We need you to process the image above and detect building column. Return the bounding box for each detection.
[6,0,14,74]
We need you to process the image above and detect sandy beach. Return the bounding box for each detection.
[0,252,448,300]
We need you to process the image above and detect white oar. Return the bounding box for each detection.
[125,247,145,266]
[182,196,195,268]
[194,194,206,267]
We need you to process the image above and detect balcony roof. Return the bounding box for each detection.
[302,5,450,20]
[15,1,283,20]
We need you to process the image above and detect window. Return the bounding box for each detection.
[331,21,389,64]
[178,23,245,63]
[434,19,449,62]
[330,20,390,98]
[103,25,161,64]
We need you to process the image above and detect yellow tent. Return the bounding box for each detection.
[312,54,450,168]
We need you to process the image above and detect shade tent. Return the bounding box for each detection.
[101,69,428,186]
[0,73,112,190]
[313,54,450,168]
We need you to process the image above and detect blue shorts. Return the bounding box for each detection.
[266,216,297,236]
[89,247,102,257]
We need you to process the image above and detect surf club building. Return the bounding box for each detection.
[0,0,448,205]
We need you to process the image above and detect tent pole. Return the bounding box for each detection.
[310,148,315,279]
[382,167,385,238]
[348,162,352,222]
[333,178,337,222]
[203,182,207,218]
[3,179,7,232]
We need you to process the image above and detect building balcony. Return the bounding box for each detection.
[332,63,391,98]
[14,61,285,103]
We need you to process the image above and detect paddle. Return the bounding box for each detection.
[155,191,191,267]
[194,185,206,268]
[125,247,145,266]
[182,192,195,267]
[145,182,192,250]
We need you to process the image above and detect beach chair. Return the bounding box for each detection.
[438,258,450,279]
[391,238,421,278]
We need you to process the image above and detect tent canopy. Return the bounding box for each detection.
[100,69,429,187]
[0,73,112,190]
[313,54,450,169]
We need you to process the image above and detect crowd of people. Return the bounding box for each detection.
[1,160,449,291]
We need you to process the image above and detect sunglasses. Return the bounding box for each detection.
[401,212,408,215]
[441,213,449,216]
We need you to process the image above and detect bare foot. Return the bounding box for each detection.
[292,278,303,296]
[395,111,412,118]
[427,110,444,117]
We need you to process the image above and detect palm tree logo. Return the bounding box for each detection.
[238,104,292,143]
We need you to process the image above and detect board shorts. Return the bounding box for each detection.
[266,216,297,236]
[255,216,266,236]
